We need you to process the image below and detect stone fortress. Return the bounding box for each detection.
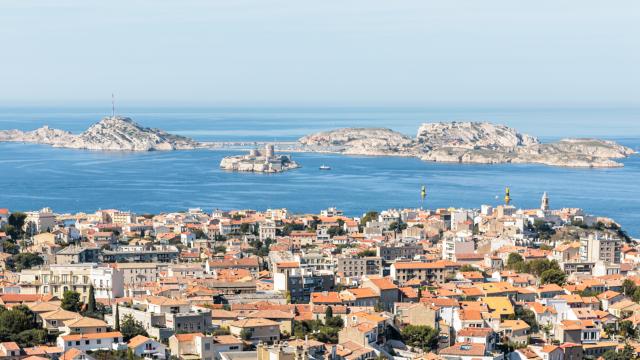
[219,143,300,173]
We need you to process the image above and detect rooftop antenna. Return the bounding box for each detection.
[111,93,115,118]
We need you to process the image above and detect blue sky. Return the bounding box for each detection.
[1,0,638,106]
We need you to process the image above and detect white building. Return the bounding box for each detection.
[19,263,125,301]
[442,230,475,261]
[25,207,57,234]
[58,332,124,353]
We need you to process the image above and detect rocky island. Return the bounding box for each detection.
[0,116,198,151]
[298,122,635,168]
[220,144,300,173]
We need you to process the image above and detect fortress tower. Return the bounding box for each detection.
[265,143,275,158]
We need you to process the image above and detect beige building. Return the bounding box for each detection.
[168,333,215,360]
[337,257,383,278]
[255,342,308,360]
[580,232,621,264]
[25,208,56,234]
[394,302,437,327]
[114,263,165,284]
[228,318,280,344]
[390,260,460,285]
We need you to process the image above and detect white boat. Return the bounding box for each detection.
[319,164,331,170]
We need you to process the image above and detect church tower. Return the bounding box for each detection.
[541,192,549,211]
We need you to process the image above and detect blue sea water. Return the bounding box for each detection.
[0,106,639,236]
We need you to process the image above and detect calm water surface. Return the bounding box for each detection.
[0,107,639,236]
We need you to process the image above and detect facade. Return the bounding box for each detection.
[442,231,475,261]
[19,264,124,301]
[128,335,167,359]
[228,318,281,345]
[57,332,124,352]
[102,245,179,263]
[390,261,461,285]
[169,333,215,360]
[377,244,423,262]
[336,257,383,278]
[113,263,164,284]
[55,246,101,265]
[579,232,621,264]
[25,208,57,234]
[273,268,334,303]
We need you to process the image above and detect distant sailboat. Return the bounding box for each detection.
[319,164,331,170]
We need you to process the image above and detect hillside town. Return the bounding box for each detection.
[0,193,638,360]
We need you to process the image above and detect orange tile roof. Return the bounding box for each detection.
[128,335,152,349]
[174,333,204,342]
[311,292,342,304]
[367,278,397,291]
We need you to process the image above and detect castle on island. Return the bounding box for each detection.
[219,143,300,173]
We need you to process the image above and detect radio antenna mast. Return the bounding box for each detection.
[111,93,115,118]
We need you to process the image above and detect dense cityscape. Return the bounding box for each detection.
[0,191,637,360]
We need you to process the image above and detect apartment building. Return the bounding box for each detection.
[19,263,124,301]
[579,232,621,264]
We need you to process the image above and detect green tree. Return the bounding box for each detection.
[5,212,27,239]
[623,279,637,297]
[327,226,345,237]
[506,253,524,269]
[530,219,556,240]
[11,328,47,347]
[619,320,636,339]
[602,344,636,360]
[120,314,149,341]
[325,306,333,320]
[540,269,567,286]
[401,325,439,351]
[240,328,253,340]
[87,285,96,313]
[459,264,477,272]
[357,249,376,257]
[61,290,82,312]
[239,223,251,234]
[115,304,120,331]
[325,315,343,329]
[0,305,40,342]
[509,306,538,333]
[5,252,44,271]
[360,211,379,229]
[1,240,19,255]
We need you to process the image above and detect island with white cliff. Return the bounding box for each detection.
[297,122,635,168]
[0,116,198,151]
[0,117,634,168]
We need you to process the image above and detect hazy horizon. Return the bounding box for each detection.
[1,0,638,106]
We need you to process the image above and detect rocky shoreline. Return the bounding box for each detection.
[297,122,636,168]
[0,116,198,151]
[0,118,634,168]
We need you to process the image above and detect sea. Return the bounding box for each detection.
[0,106,639,237]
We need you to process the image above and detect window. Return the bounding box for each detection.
[76,341,80,345]
[68,341,72,346]
[97,339,101,344]
[85,340,90,345]
[205,343,211,350]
